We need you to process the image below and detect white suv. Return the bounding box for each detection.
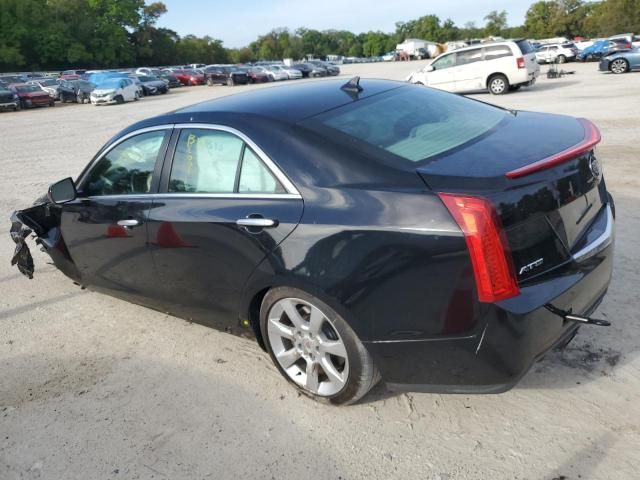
[407,40,539,95]
[535,43,578,64]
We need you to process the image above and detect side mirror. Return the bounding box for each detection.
[425,65,435,72]
[48,177,76,204]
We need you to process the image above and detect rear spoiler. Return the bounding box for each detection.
[506,118,601,179]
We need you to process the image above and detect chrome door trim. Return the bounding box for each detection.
[172,123,301,196]
[83,193,301,201]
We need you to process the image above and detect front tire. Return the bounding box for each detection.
[610,58,629,74]
[488,74,509,95]
[557,54,567,64]
[115,95,124,104]
[261,287,379,405]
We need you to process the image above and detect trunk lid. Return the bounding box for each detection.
[418,111,607,283]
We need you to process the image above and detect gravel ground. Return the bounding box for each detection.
[1,61,639,480]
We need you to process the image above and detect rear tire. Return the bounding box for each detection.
[260,287,380,405]
[610,58,629,74]
[488,74,509,95]
[557,55,567,64]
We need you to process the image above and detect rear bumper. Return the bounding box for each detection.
[367,203,614,393]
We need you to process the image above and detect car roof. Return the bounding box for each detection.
[175,78,404,123]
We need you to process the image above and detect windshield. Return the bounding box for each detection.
[16,85,41,93]
[97,79,122,89]
[138,76,152,82]
[307,86,507,163]
[39,79,58,86]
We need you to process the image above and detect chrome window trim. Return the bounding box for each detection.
[85,193,302,201]
[172,123,301,197]
[572,204,614,263]
[76,124,174,187]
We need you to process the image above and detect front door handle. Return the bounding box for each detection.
[236,218,278,228]
[117,219,141,228]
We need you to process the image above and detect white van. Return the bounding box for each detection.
[407,40,540,95]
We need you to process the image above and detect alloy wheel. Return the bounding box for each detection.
[267,297,349,396]
[611,59,628,74]
[490,77,507,94]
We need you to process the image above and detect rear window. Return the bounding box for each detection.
[308,86,507,162]
[516,40,535,54]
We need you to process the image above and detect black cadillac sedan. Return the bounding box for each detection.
[10,78,615,405]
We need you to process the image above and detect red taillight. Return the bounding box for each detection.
[438,193,520,303]
[516,57,525,69]
[506,118,601,179]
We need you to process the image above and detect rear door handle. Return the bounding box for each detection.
[117,219,141,228]
[236,218,277,228]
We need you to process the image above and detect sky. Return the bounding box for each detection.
[156,0,534,48]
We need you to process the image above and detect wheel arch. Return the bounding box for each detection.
[486,72,507,88]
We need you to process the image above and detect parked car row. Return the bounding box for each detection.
[201,61,340,87]
[0,59,342,112]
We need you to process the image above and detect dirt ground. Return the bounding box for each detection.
[1,61,639,480]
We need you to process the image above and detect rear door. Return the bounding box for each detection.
[59,127,171,302]
[147,125,304,328]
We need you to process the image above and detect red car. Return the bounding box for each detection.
[245,67,270,83]
[9,84,54,108]
[171,69,205,86]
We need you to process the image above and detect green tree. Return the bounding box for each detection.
[587,0,640,36]
[484,10,508,36]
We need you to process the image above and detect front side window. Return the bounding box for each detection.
[431,53,455,70]
[168,129,285,194]
[84,130,166,196]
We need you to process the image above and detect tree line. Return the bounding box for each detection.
[0,0,638,72]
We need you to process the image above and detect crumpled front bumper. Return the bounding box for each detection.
[10,212,35,279]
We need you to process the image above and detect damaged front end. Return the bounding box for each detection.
[9,178,80,281]
[10,200,60,279]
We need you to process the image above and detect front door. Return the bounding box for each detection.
[147,126,304,329]
[60,128,170,304]
[425,52,458,91]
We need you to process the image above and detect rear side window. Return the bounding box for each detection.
[484,45,513,60]
[516,40,534,54]
[456,48,483,65]
[309,87,507,163]
[168,129,285,194]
